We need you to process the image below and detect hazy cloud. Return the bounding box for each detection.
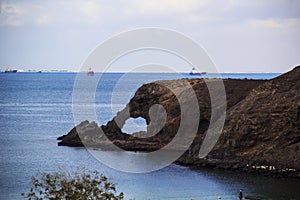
[125,0,207,15]
[1,0,299,27]
[0,0,299,72]
[249,18,300,30]
[0,1,26,26]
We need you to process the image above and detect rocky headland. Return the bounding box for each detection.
[58,66,300,178]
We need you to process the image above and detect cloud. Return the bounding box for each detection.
[1,0,300,28]
[0,1,26,26]
[223,0,300,21]
[63,0,114,25]
[0,0,299,72]
[249,18,300,30]
[75,1,101,23]
[0,0,113,27]
[36,15,52,26]
[0,1,56,27]
[125,0,207,16]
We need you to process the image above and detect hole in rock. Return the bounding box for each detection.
[121,117,147,134]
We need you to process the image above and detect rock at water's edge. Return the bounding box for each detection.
[58,66,300,178]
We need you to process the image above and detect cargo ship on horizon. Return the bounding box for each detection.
[4,67,17,73]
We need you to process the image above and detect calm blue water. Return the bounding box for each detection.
[0,72,299,200]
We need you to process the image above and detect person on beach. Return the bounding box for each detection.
[239,189,243,200]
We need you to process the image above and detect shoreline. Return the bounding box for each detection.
[57,66,300,179]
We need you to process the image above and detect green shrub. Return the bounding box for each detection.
[21,170,124,200]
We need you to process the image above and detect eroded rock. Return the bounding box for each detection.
[58,66,300,177]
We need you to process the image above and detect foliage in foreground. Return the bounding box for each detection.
[21,169,124,200]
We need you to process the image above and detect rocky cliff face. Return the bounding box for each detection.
[58,78,264,150]
[58,66,300,177]
[205,66,300,176]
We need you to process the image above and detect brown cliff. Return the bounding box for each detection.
[58,66,300,177]
[58,78,264,150]
[204,66,300,177]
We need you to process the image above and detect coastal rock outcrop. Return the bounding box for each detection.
[58,78,264,151]
[58,66,300,177]
[205,66,300,177]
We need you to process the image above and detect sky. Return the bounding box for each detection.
[0,0,299,72]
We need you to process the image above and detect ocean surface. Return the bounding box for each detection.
[0,72,299,200]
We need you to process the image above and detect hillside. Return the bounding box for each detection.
[58,66,300,177]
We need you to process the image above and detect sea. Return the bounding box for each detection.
[0,72,299,200]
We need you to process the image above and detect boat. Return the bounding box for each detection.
[189,67,206,76]
[87,68,94,76]
[4,67,17,73]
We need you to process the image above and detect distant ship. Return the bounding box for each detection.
[5,67,17,73]
[87,68,94,76]
[189,67,206,76]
